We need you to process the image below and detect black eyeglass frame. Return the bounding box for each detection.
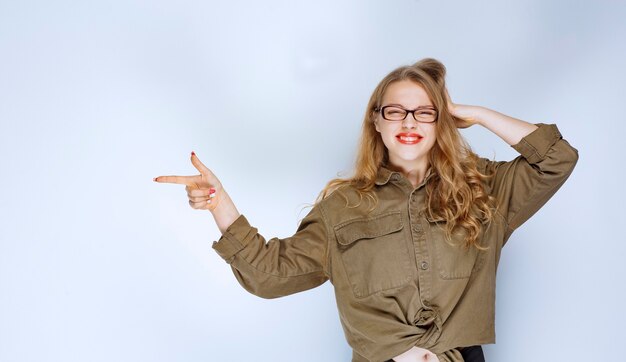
[374,105,439,124]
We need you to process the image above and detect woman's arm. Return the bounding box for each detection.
[444,88,538,144]
[154,152,330,298]
[444,90,579,244]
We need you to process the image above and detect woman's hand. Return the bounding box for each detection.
[444,87,483,129]
[154,151,240,233]
[154,151,222,211]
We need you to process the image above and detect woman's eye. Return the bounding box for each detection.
[386,109,404,116]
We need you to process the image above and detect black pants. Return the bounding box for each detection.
[459,345,485,362]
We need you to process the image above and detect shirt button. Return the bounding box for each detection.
[420,261,429,270]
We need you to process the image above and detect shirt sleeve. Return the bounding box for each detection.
[211,203,330,299]
[478,123,579,246]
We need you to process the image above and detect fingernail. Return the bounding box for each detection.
[209,188,215,193]
[191,151,196,156]
[153,177,158,182]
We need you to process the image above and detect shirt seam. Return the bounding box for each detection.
[317,200,333,280]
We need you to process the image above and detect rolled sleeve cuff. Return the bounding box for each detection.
[212,214,256,263]
[511,123,562,164]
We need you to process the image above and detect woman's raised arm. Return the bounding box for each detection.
[153,151,330,299]
[445,90,579,243]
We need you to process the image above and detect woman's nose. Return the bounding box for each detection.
[402,116,419,129]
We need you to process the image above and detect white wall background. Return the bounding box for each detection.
[1,0,624,361]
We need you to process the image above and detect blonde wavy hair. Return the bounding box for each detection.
[315,58,495,250]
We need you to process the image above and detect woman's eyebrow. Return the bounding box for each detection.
[385,103,436,109]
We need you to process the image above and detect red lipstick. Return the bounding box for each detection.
[396,132,423,145]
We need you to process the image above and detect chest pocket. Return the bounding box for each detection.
[334,211,412,298]
[427,221,483,279]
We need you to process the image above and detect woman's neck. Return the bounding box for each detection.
[387,158,431,188]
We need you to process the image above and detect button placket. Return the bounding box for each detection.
[409,190,432,299]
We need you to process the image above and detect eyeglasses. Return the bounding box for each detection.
[375,105,438,123]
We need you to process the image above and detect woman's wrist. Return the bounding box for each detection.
[210,190,241,234]
[465,105,490,127]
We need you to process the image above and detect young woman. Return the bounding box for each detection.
[154,58,578,362]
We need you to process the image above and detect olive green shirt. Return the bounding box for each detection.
[212,123,579,362]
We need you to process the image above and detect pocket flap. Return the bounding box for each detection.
[334,211,403,246]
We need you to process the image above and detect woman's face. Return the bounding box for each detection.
[374,80,437,171]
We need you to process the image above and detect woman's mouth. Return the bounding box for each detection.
[396,133,423,145]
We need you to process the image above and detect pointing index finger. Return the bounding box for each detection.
[153,174,202,185]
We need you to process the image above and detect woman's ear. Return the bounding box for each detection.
[373,117,381,133]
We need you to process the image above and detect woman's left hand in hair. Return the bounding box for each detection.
[444,88,483,129]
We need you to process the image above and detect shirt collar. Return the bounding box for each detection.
[375,165,435,186]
